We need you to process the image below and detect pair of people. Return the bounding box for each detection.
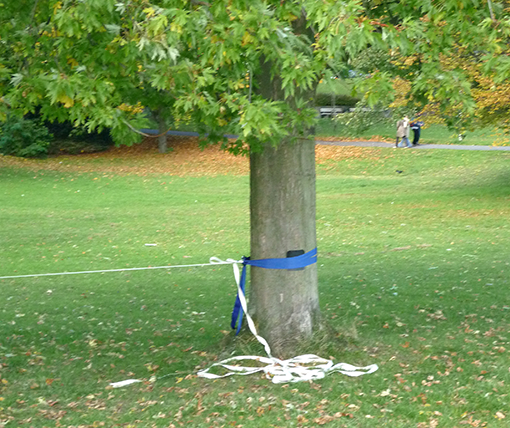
[396,116,424,148]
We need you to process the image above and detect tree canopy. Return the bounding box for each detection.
[1,1,506,146]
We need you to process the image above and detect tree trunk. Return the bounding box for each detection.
[154,112,168,153]
[249,137,319,356]
[244,12,320,357]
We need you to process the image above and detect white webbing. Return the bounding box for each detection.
[110,379,142,388]
[0,260,237,280]
[105,256,378,387]
[1,254,377,385]
[197,258,378,383]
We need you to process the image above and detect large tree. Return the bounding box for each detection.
[0,0,503,355]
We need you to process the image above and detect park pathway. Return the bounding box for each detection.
[142,129,510,151]
[316,140,510,151]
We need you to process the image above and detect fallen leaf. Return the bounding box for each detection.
[495,411,505,420]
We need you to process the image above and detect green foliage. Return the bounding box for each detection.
[0,113,114,157]
[0,0,388,150]
[315,92,360,107]
[0,0,503,149]
[316,78,360,107]
[0,115,52,158]
[333,100,393,136]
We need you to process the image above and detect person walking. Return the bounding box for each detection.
[396,115,412,148]
[403,116,412,147]
[410,119,425,145]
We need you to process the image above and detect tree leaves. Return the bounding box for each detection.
[1,0,507,151]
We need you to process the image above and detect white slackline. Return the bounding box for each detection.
[0,254,378,385]
[0,258,238,280]
[110,257,378,387]
[195,259,378,383]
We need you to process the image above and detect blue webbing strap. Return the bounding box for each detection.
[230,248,318,335]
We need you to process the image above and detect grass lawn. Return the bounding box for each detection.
[1,139,510,427]
[316,79,355,97]
[316,119,510,147]
[315,80,360,108]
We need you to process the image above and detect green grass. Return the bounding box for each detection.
[1,148,510,427]
[316,119,510,146]
[316,79,360,107]
[317,79,356,97]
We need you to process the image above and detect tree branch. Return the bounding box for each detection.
[121,118,173,138]
[29,0,40,27]
[487,0,495,22]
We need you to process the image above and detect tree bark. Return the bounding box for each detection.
[153,111,168,153]
[248,24,319,354]
[249,136,319,356]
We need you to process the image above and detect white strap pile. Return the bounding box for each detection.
[109,255,378,387]
[197,354,378,384]
[197,258,378,383]
[1,251,378,386]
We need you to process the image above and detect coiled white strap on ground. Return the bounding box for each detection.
[197,258,378,383]
[108,255,378,387]
[197,354,378,383]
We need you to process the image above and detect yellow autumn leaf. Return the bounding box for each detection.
[143,7,155,18]
[241,32,253,46]
[495,411,506,420]
[170,22,182,33]
[53,1,62,15]
[57,94,74,108]
[67,58,79,68]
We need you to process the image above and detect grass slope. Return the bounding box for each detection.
[1,142,510,427]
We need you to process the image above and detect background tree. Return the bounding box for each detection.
[356,2,509,134]
[1,0,505,355]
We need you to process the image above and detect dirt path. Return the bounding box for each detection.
[317,140,510,151]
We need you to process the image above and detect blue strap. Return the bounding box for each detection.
[230,261,248,335]
[230,248,317,335]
